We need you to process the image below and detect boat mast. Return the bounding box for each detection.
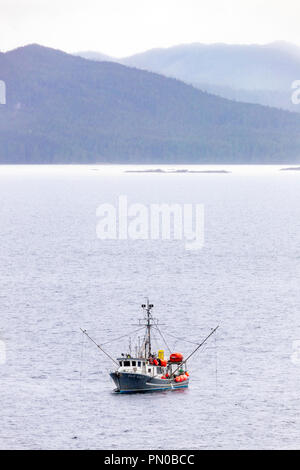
[141,298,154,358]
[146,299,152,357]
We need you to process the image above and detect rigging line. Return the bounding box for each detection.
[161,330,201,346]
[170,326,219,378]
[79,329,86,394]
[80,328,119,366]
[215,328,218,394]
[153,325,172,353]
[183,326,219,364]
[100,326,146,346]
[141,330,148,357]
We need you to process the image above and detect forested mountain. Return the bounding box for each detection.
[1,44,300,163]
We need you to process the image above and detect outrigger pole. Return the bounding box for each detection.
[80,328,119,367]
[170,325,220,378]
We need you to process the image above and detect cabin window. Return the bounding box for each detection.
[119,361,123,366]
[138,361,141,367]
[148,368,152,373]
[132,361,136,366]
[157,366,162,374]
[124,361,130,367]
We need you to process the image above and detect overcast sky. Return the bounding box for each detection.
[1,0,300,56]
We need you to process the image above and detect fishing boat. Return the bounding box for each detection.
[81,299,218,394]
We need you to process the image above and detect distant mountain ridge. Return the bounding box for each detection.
[74,51,117,62]
[122,42,300,90]
[1,44,300,164]
[76,42,300,112]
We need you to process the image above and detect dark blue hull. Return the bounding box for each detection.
[110,371,189,393]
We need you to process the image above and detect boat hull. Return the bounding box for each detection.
[110,371,189,393]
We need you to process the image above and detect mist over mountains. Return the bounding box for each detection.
[77,42,300,112]
[1,44,300,164]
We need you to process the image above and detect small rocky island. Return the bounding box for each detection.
[280,167,300,171]
[125,169,231,174]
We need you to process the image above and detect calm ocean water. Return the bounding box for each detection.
[0,164,300,450]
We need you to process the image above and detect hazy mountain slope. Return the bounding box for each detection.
[1,44,300,163]
[118,42,300,112]
[74,51,116,62]
[122,42,300,89]
[193,83,294,111]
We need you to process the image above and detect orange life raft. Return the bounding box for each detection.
[170,353,183,363]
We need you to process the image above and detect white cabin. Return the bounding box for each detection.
[117,358,166,377]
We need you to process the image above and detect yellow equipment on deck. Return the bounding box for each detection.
[158,350,164,360]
